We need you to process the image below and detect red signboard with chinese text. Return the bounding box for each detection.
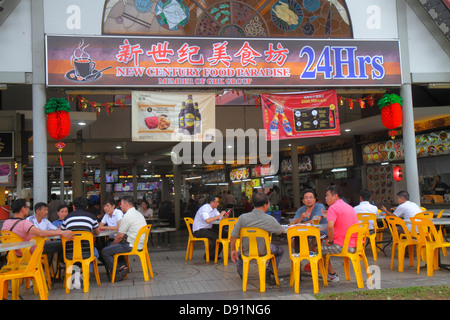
[261,90,340,140]
[45,35,401,87]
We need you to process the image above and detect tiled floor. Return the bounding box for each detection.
[18,228,450,300]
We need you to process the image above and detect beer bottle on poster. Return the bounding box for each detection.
[280,110,293,136]
[329,108,335,128]
[194,102,202,135]
[178,102,186,133]
[184,95,195,135]
[269,111,279,136]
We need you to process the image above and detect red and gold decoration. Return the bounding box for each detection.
[76,95,130,114]
[45,98,71,166]
[378,93,403,139]
[338,95,376,109]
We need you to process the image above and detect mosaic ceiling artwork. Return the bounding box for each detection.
[420,0,450,41]
[102,0,353,38]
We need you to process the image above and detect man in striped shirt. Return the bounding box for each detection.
[61,197,100,288]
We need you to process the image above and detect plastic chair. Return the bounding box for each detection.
[184,217,210,262]
[416,211,434,219]
[111,225,153,283]
[0,232,50,298]
[287,226,328,294]
[421,207,427,212]
[410,217,450,276]
[436,210,447,256]
[0,237,48,300]
[324,223,372,289]
[385,216,418,272]
[61,231,101,294]
[357,213,379,260]
[214,217,238,266]
[239,227,279,293]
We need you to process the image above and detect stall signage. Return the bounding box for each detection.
[46,35,401,87]
[230,168,249,181]
[252,164,277,178]
[262,90,340,140]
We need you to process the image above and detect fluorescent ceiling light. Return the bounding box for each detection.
[331,168,347,172]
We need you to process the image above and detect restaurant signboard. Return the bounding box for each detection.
[46,35,401,87]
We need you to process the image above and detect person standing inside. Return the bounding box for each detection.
[101,196,147,282]
[230,193,284,285]
[321,185,359,282]
[192,194,228,261]
[47,193,62,222]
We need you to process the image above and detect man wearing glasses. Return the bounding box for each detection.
[192,194,229,261]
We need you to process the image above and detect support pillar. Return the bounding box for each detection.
[290,141,300,209]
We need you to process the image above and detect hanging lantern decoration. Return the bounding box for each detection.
[378,94,403,139]
[45,97,71,166]
[393,165,403,182]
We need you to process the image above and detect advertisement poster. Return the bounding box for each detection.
[131,91,215,142]
[261,90,340,140]
[0,161,14,186]
[46,35,401,87]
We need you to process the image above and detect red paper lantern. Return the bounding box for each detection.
[45,98,71,166]
[393,165,403,182]
[378,94,403,139]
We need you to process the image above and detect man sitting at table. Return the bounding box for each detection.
[321,185,359,283]
[52,204,69,229]
[61,196,101,288]
[230,193,284,285]
[353,189,378,231]
[192,194,228,261]
[99,197,124,240]
[381,190,421,232]
[101,195,147,282]
[1,198,74,259]
[291,189,326,225]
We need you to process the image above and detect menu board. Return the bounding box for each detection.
[367,164,395,205]
[363,130,450,164]
[416,130,449,157]
[201,171,225,184]
[252,164,277,178]
[280,156,313,174]
[363,139,403,164]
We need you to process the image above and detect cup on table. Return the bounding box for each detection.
[312,215,320,227]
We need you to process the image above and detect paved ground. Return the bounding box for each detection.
[19,226,450,302]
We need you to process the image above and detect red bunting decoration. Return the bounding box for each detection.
[76,95,130,114]
[338,95,376,109]
[45,98,71,166]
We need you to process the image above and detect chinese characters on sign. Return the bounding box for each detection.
[46,36,402,87]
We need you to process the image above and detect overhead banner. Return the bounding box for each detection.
[46,35,401,87]
[262,90,340,140]
[131,91,215,142]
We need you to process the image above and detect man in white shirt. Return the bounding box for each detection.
[382,190,421,232]
[353,189,378,230]
[101,196,147,281]
[193,194,228,261]
[99,197,124,239]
